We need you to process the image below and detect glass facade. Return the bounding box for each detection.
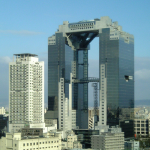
[73,129,99,148]
[75,50,89,129]
[48,32,90,129]
[99,28,134,137]
[48,33,73,118]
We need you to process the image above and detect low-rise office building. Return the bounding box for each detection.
[73,129,99,148]
[134,119,149,137]
[67,134,82,149]
[61,131,82,149]
[0,132,61,150]
[91,126,124,150]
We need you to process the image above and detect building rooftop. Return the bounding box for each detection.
[14,53,38,57]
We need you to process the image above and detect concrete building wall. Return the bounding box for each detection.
[0,136,6,150]
[0,132,61,150]
[61,133,82,149]
[67,134,77,149]
[134,119,149,137]
[88,117,94,129]
[72,110,76,129]
[91,127,124,150]
[9,54,45,133]
[91,133,124,150]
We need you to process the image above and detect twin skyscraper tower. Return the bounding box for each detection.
[48,16,134,133]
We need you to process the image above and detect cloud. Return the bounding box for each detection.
[135,57,150,80]
[0,56,12,64]
[134,57,150,100]
[135,69,150,80]
[135,57,150,70]
[0,30,44,36]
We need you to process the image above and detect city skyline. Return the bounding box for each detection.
[0,1,150,108]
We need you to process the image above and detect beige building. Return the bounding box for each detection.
[0,132,61,150]
[88,108,99,129]
[91,126,124,150]
[61,132,82,149]
[44,119,57,127]
[88,117,94,129]
[88,108,99,118]
[0,107,6,115]
[134,119,149,137]
[67,134,82,149]
[61,141,68,149]
[0,136,6,150]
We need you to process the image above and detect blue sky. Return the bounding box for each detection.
[0,0,150,57]
[0,0,150,107]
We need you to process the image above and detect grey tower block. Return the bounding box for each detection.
[48,16,134,134]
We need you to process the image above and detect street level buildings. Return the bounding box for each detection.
[9,53,45,132]
[91,126,124,150]
[73,129,99,148]
[125,140,140,150]
[0,132,61,150]
[134,118,149,137]
[61,132,82,149]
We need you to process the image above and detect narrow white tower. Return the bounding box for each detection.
[9,53,44,132]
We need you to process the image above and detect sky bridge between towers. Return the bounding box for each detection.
[65,77,99,83]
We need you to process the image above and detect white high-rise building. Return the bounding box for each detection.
[0,107,5,115]
[58,76,72,131]
[9,53,45,132]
